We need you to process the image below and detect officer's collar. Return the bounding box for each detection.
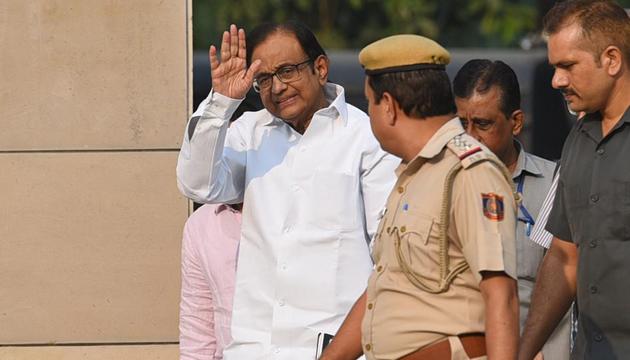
[418,117,465,159]
[396,117,464,177]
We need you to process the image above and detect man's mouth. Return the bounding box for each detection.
[561,90,577,100]
[276,95,297,108]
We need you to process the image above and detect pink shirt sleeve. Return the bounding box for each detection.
[179,204,241,360]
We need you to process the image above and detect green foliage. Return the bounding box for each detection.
[193,0,541,50]
[456,0,536,46]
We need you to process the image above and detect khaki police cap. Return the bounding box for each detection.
[359,34,450,75]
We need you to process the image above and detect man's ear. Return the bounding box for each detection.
[511,109,524,136]
[601,45,623,76]
[381,92,399,126]
[313,55,329,84]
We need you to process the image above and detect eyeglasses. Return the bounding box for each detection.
[253,59,313,93]
[460,118,494,131]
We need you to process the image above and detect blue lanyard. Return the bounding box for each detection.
[517,175,535,236]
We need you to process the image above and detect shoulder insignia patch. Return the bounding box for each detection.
[447,134,488,169]
[482,193,504,221]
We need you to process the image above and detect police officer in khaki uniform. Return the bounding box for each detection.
[320,35,519,360]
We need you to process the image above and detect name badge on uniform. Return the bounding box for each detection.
[482,193,504,221]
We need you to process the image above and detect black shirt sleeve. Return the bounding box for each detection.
[545,174,573,242]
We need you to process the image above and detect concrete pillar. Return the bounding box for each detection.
[0,1,191,358]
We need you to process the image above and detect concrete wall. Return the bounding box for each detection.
[0,1,191,358]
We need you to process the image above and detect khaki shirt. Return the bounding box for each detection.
[361,118,517,359]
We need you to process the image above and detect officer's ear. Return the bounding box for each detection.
[381,91,398,126]
[510,109,524,137]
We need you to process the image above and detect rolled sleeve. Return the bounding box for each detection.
[453,162,518,282]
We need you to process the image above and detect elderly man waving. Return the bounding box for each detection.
[177,21,398,359]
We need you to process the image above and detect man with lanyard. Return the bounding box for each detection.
[453,59,571,359]
[176,22,398,358]
[519,1,630,358]
[321,35,519,360]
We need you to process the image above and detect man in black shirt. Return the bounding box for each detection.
[519,1,630,359]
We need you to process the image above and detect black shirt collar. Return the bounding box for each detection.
[578,106,630,142]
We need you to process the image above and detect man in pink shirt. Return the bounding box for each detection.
[179,203,242,360]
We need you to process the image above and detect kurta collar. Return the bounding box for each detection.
[262,83,348,127]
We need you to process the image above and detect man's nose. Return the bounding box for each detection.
[551,69,569,89]
[470,130,482,142]
[465,122,482,141]
[271,75,287,93]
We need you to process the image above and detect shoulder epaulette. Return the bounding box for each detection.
[446,134,490,169]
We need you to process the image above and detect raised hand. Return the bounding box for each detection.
[210,24,261,99]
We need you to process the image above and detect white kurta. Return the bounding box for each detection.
[177,83,399,359]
